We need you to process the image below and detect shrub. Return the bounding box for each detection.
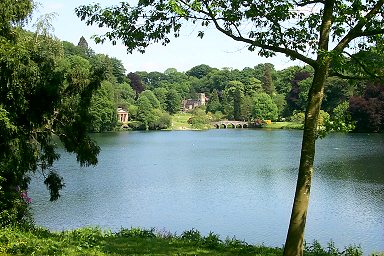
[69,227,105,249]
[290,111,305,123]
[181,228,202,244]
[188,108,212,129]
[117,227,156,238]
[203,232,222,249]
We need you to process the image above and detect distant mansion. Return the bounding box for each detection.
[181,93,207,111]
[117,108,128,123]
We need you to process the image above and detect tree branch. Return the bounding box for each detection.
[334,0,384,52]
[359,28,384,37]
[198,1,317,67]
[329,71,382,80]
[343,51,381,78]
[294,0,325,7]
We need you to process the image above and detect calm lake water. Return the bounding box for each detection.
[29,129,384,254]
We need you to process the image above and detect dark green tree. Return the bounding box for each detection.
[241,95,253,121]
[114,82,136,109]
[274,66,302,95]
[139,71,166,89]
[164,67,177,75]
[206,89,222,114]
[244,77,263,96]
[140,90,161,109]
[262,64,275,95]
[272,94,287,118]
[153,87,168,110]
[252,93,279,121]
[89,81,117,132]
[165,89,181,114]
[222,81,244,120]
[197,68,231,92]
[149,109,172,130]
[76,1,384,255]
[233,87,242,121]
[285,71,313,116]
[136,95,155,130]
[253,63,276,95]
[186,64,214,79]
[1,1,104,224]
[62,41,89,58]
[322,77,354,113]
[110,57,127,83]
[162,70,191,98]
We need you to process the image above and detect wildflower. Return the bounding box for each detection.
[20,190,32,204]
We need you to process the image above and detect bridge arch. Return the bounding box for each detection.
[228,123,236,129]
[213,121,249,129]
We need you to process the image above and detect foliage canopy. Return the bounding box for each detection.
[0,1,105,225]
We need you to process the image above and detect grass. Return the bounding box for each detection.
[1,226,381,256]
[0,226,282,256]
[264,122,303,130]
[170,113,195,130]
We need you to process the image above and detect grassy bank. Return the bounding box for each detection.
[1,226,380,256]
[264,122,303,130]
[0,226,282,256]
[170,113,194,130]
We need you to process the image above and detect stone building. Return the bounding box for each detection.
[181,93,207,111]
[117,108,128,123]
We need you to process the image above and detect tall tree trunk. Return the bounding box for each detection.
[283,1,335,255]
[283,64,327,256]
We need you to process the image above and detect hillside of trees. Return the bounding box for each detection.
[68,38,382,133]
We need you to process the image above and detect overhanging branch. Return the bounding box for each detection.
[359,28,384,37]
[334,0,384,52]
[294,0,325,6]
[329,71,383,80]
[197,1,317,67]
[343,51,381,78]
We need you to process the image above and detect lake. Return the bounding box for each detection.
[29,129,384,254]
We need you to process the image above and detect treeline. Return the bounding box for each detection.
[63,38,178,131]
[129,64,383,133]
[63,38,383,133]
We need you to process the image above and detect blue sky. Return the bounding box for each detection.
[31,0,303,73]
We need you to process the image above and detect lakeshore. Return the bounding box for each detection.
[165,113,303,131]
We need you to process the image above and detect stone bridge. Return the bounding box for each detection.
[212,121,249,129]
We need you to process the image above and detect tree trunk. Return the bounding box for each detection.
[283,63,328,256]
[283,0,335,254]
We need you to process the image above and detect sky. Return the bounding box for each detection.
[30,0,304,73]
